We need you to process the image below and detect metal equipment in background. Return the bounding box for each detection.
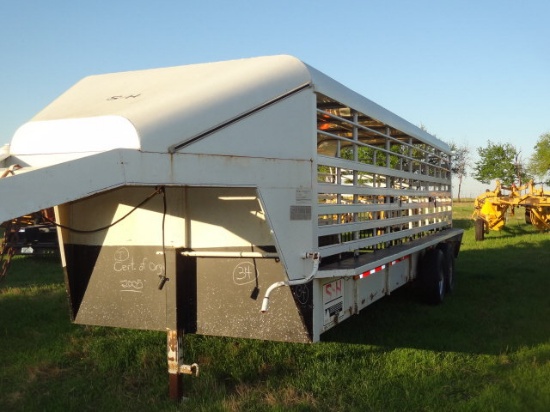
[0,208,58,280]
[472,180,550,240]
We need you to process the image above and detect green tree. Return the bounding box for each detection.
[472,141,529,186]
[449,142,470,201]
[527,132,550,183]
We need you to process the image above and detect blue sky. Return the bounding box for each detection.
[1,0,549,196]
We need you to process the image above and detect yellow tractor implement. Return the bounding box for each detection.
[472,180,550,240]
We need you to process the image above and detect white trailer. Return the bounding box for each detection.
[0,55,463,399]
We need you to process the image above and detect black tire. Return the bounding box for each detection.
[474,218,485,241]
[437,243,455,294]
[418,248,445,305]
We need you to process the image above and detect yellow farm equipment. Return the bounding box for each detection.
[472,180,550,240]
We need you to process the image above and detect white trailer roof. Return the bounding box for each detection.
[9,55,448,157]
[10,55,312,156]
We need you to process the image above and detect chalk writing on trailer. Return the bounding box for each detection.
[113,247,165,292]
[232,262,258,285]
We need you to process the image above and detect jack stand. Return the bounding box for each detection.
[167,329,199,400]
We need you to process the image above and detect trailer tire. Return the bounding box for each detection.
[474,218,485,241]
[437,243,455,294]
[419,248,445,305]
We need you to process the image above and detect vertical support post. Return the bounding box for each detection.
[165,249,199,401]
[167,329,184,400]
[166,328,199,401]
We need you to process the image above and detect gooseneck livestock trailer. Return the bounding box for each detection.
[0,55,463,399]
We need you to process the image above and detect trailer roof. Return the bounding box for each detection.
[10,55,449,155]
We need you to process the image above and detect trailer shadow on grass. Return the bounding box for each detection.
[322,238,550,356]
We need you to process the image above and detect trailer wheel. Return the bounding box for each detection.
[474,218,485,241]
[437,243,455,294]
[419,248,445,304]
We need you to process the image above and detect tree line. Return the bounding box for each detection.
[450,132,550,200]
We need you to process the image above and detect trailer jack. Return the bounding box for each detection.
[167,329,199,400]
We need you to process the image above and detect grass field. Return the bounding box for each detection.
[1,203,549,411]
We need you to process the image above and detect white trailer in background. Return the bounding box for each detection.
[0,55,463,399]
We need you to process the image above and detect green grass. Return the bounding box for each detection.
[1,204,549,411]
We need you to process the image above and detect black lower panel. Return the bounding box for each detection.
[65,244,171,330]
[63,245,312,341]
[195,257,312,343]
